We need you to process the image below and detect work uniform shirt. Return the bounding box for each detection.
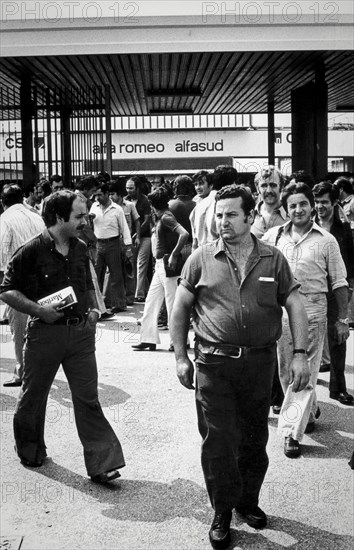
[89,200,131,245]
[0,229,94,318]
[263,221,347,295]
[251,201,288,238]
[180,236,299,347]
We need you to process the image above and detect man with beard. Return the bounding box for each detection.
[0,191,125,480]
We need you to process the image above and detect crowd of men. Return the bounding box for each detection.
[0,165,353,550]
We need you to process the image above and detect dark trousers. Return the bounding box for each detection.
[14,320,125,476]
[195,346,276,512]
[95,238,126,309]
[327,294,347,394]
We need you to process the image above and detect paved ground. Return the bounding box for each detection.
[1,303,353,550]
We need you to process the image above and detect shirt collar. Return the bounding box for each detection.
[214,234,273,258]
[254,200,287,219]
[283,219,328,237]
[342,194,353,204]
[42,228,77,251]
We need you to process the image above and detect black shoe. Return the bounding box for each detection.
[20,458,43,468]
[330,392,354,405]
[304,421,315,434]
[209,510,232,549]
[272,405,281,415]
[319,364,331,373]
[91,469,121,484]
[284,436,301,458]
[0,318,9,325]
[134,297,145,303]
[235,505,267,529]
[3,377,22,387]
[112,307,127,313]
[131,342,156,351]
[100,311,115,320]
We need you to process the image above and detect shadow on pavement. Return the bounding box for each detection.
[24,460,354,549]
[268,401,353,460]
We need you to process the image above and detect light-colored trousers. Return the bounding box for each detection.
[139,258,178,345]
[7,306,28,382]
[277,293,327,441]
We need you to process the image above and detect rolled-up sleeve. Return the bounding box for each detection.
[325,238,348,291]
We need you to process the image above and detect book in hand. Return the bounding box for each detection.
[38,286,78,310]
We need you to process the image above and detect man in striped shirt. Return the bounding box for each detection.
[0,184,45,387]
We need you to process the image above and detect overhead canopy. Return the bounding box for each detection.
[1,50,353,116]
[1,1,353,116]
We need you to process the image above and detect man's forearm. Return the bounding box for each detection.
[86,289,99,311]
[170,301,191,361]
[285,293,309,350]
[0,290,42,318]
[333,286,349,318]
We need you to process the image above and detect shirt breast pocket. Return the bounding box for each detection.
[257,279,278,307]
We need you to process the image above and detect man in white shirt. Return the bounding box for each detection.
[90,183,132,313]
[263,182,349,458]
[0,184,45,386]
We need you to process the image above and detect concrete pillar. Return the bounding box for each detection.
[291,75,328,181]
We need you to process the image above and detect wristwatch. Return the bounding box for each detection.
[337,318,349,325]
[88,308,101,319]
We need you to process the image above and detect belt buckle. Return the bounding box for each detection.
[66,317,80,326]
[230,347,242,359]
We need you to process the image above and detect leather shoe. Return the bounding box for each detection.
[208,510,232,549]
[0,318,9,325]
[235,505,267,529]
[3,377,22,387]
[20,458,43,468]
[132,342,156,351]
[91,469,121,484]
[284,436,301,458]
[319,363,331,373]
[330,392,354,405]
[272,405,281,415]
[100,311,115,320]
[112,307,127,313]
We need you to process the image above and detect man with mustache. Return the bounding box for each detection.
[0,191,124,482]
[251,165,288,415]
[251,165,287,239]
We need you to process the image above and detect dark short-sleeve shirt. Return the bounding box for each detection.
[0,229,94,317]
[125,194,151,238]
[168,197,195,242]
[180,236,299,347]
[155,210,183,259]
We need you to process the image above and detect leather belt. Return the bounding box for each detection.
[196,340,275,359]
[97,236,119,242]
[30,315,84,326]
[53,315,84,326]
